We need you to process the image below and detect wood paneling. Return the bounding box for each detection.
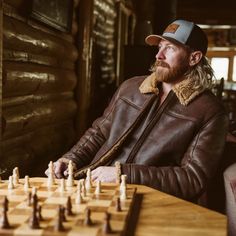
[1,1,79,177]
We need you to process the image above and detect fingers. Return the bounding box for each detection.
[45,158,71,179]
[54,161,66,179]
[91,168,100,182]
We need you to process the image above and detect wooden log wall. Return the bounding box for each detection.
[88,0,117,123]
[0,0,79,178]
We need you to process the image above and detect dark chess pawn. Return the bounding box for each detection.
[84,208,92,226]
[0,196,11,229]
[59,205,66,222]
[37,205,43,221]
[103,212,112,234]
[29,198,40,229]
[116,197,122,212]
[54,205,65,232]
[66,196,73,216]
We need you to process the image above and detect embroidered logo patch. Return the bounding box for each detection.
[164,23,179,34]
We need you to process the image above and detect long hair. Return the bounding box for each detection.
[184,56,214,90]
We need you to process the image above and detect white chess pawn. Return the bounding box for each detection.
[80,179,86,197]
[75,182,83,204]
[66,160,74,187]
[95,181,101,195]
[8,176,14,190]
[120,187,127,200]
[85,168,92,193]
[119,175,127,200]
[59,178,66,193]
[47,161,55,187]
[120,183,127,200]
[119,175,127,193]
[24,175,30,191]
[13,167,19,185]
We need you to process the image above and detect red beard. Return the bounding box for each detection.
[154,60,189,83]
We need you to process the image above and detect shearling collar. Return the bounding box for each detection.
[139,72,206,106]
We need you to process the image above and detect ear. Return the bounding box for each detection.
[189,51,203,66]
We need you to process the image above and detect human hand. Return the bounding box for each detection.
[91,166,116,183]
[44,158,77,179]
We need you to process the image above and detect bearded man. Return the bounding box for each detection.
[46,20,228,203]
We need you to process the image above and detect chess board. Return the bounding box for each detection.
[0,177,138,236]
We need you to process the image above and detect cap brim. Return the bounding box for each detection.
[145,35,165,46]
[145,35,185,48]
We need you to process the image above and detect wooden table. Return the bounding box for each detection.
[133,185,227,236]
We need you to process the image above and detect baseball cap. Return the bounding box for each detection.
[145,19,208,55]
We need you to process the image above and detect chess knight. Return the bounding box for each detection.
[47,20,228,204]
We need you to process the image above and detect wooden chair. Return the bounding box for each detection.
[224,163,236,236]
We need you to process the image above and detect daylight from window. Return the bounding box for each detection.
[211,57,229,80]
[233,56,236,81]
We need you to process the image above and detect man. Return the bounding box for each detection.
[47,19,228,203]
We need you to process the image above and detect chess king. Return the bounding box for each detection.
[46,19,228,203]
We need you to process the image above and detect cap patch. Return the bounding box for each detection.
[164,23,179,34]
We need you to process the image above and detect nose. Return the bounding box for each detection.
[156,48,165,60]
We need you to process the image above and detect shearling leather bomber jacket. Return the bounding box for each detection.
[64,75,228,201]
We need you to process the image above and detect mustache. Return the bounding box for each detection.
[155,60,170,68]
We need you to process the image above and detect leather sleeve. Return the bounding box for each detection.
[121,113,229,201]
[61,87,120,169]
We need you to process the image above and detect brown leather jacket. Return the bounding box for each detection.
[64,75,228,201]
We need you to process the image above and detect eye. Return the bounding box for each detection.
[166,45,175,51]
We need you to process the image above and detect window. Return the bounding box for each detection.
[233,56,236,82]
[211,57,229,80]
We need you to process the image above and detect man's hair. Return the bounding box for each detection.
[184,56,214,90]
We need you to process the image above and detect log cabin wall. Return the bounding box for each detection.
[87,0,117,124]
[1,0,79,177]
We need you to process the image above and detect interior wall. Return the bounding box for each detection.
[1,0,79,177]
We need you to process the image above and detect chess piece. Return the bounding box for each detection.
[8,176,14,190]
[27,192,32,206]
[95,180,101,195]
[47,161,55,187]
[24,175,30,191]
[85,168,92,193]
[13,167,19,185]
[0,197,10,229]
[84,208,92,226]
[14,167,20,178]
[120,175,127,200]
[54,205,64,231]
[29,196,40,229]
[116,197,122,212]
[66,160,74,187]
[120,187,127,200]
[103,212,112,233]
[60,205,66,222]
[31,188,38,205]
[80,179,86,197]
[66,196,73,216]
[38,205,43,221]
[75,183,83,204]
[115,161,121,184]
[59,178,66,193]
[119,175,127,193]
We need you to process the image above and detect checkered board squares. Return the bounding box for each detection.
[0,177,137,236]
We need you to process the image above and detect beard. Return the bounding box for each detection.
[153,59,189,83]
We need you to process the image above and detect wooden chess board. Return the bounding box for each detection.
[0,177,137,235]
